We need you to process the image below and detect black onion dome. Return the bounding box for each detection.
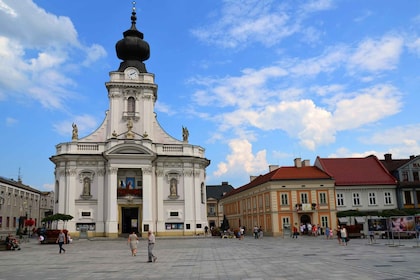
[116,4,150,73]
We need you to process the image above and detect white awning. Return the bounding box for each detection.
[338,217,348,224]
[355,217,365,224]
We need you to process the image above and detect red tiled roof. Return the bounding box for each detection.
[222,166,332,198]
[316,156,397,186]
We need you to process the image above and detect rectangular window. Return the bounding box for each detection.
[6,216,10,227]
[337,193,344,206]
[264,193,270,208]
[402,171,409,181]
[384,192,392,205]
[170,212,179,217]
[417,191,420,206]
[321,216,329,228]
[252,197,257,209]
[319,193,327,205]
[81,212,91,217]
[300,193,308,204]
[165,223,184,230]
[404,191,412,204]
[0,216,2,228]
[281,193,288,205]
[352,193,361,206]
[13,217,16,228]
[368,192,376,205]
[258,195,263,209]
[414,172,420,181]
[208,204,216,216]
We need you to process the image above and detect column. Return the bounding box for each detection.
[105,166,118,238]
[183,168,194,234]
[96,167,106,235]
[142,167,154,232]
[155,168,165,233]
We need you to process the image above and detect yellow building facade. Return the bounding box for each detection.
[221,159,338,236]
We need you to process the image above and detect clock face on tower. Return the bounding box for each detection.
[125,68,139,80]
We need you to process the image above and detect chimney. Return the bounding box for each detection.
[250,176,258,182]
[384,153,392,162]
[294,158,302,168]
[410,155,415,160]
[269,165,279,172]
[302,160,310,167]
[221,181,228,186]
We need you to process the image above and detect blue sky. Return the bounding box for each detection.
[0,0,419,191]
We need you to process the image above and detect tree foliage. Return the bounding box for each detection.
[41,213,73,223]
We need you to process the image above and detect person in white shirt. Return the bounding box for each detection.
[147,231,157,262]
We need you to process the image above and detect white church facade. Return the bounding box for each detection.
[50,6,210,238]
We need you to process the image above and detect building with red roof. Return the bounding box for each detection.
[380,153,420,210]
[220,158,336,237]
[315,155,397,225]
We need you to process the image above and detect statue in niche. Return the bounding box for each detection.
[82,177,91,197]
[72,123,78,141]
[182,126,189,142]
[170,178,177,197]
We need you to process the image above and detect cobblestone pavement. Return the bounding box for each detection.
[1,235,420,280]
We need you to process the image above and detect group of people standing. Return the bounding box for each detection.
[291,224,349,245]
[253,226,264,239]
[336,226,349,245]
[127,230,157,262]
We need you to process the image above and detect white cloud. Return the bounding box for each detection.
[0,0,17,17]
[0,1,106,110]
[155,101,176,116]
[53,115,98,137]
[213,138,267,177]
[333,84,402,130]
[191,0,333,48]
[82,44,107,67]
[348,35,404,72]
[5,117,17,126]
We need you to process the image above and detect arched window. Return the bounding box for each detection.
[127,97,135,114]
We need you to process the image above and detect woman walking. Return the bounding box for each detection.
[127,231,139,256]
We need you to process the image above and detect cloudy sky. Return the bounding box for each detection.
[0,0,419,191]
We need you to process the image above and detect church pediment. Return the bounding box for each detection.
[105,143,154,156]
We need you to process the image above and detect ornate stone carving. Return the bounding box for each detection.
[143,167,152,175]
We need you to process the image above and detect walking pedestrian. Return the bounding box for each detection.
[336,226,342,245]
[147,230,157,263]
[56,230,66,254]
[127,231,138,256]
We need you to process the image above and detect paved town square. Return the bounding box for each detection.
[1,235,420,280]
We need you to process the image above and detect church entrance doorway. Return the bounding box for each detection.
[122,207,139,234]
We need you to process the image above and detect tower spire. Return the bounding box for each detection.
[131,1,137,30]
[115,0,150,73]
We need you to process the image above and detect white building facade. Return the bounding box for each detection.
[50,7,210,238]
